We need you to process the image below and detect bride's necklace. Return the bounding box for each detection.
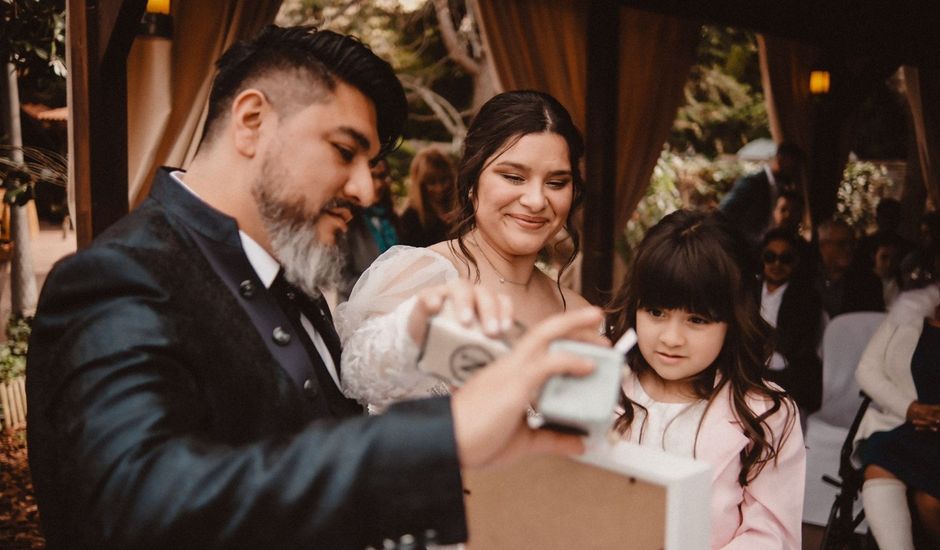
[473,238,529,287]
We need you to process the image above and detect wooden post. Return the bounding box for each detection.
[581,0,620,305]
[67,0,147,247]
[1,377,27,432]
[0,379,11,431]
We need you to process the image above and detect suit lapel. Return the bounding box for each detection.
[152,169,359,418]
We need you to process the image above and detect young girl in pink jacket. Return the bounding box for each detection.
[607,209,805,549]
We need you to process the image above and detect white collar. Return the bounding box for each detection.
[763,164,777,188]
[170,170,280,289]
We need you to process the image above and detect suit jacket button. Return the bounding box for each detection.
[239,279,256,298]
[272,326,291,345]
[303,379,319,399]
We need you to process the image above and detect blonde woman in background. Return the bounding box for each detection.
[399,146,456,247]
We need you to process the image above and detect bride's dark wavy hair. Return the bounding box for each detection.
[607,209,796,486]
[447,90,585,306]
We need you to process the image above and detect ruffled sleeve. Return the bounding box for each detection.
[335,246,459,410]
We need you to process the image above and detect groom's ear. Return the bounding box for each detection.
[230,88,272,159]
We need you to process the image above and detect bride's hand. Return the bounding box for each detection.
[407,279,514,346]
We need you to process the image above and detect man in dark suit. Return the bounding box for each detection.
[26,26,601,550]
[758,229,824,421]
[814,218,885,318]
[720,142,805,246]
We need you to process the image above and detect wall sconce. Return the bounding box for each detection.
[141,0,173,38]
[809,70,830,95]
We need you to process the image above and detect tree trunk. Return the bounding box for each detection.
[3,64,38,318]
[432,0,497,114]
[470,61,497,113]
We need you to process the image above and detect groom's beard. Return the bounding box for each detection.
[252,178,348,299]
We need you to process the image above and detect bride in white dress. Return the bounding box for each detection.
[335,90,593,410]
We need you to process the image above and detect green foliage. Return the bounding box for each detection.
[620,150,752,261]
[671,65,769,157]
[277,0,473,142]
[625,27,768,261]
[836,161,897,232]
[695,27,762,88]
[0,315,30,383]
[669,26,769,158]
[0,0,67,104]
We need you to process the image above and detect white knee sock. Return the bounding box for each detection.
[862,478,914,550]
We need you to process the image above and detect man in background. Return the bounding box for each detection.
[720,141,805,246]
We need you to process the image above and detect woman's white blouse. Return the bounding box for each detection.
[335,245,459,410]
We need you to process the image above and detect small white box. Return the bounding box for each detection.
[537,340,625,435]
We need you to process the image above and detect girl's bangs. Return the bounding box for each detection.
[634,245,735,322]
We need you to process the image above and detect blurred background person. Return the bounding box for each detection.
[814,218,884,319]
[770,189,804,234]
[338,158,401,302]
[871,233,904,308]
[856,198,914,275]
[854,251,940,550]
[399,146,456,247]
[758,228,824,429]
[768,189,815,279]
[720,141,805,247]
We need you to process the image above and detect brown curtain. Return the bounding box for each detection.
[127,0,282,206]
[474,2,699,287]
[613,7,699,277]
[474,0,588,130]
[902,65,940,207]
[757,34,816,152]
[757,34,817,219]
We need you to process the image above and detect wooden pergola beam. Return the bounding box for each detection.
[581,0,621,305]
[68,0,146,247]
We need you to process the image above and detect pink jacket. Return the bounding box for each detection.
[621,373,805,549]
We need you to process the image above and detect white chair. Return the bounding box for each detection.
[802,311,886,529]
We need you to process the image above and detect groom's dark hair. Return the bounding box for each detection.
[201,25,407,157]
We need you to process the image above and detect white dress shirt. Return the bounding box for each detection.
[761,280,789,371]
[170,171,340,387]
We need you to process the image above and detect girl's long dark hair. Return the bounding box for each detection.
[607,209,796,485]
[447,90,585,304]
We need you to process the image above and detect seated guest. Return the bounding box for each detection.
[918,211,940,252]
[771,190,804,234]
[856,198,914,274]
[900,210,940,280]
[759,229,824,421]
[871,233,904,308]
[854,252,940,550]
[814,218,884,319]
[769,190,815,279]
[399,146,456,247]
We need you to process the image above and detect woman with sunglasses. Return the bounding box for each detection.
[758,227,824,430]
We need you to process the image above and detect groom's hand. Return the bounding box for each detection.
[451,306,608,469]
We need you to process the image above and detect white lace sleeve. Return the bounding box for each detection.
[335,246,459,410]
